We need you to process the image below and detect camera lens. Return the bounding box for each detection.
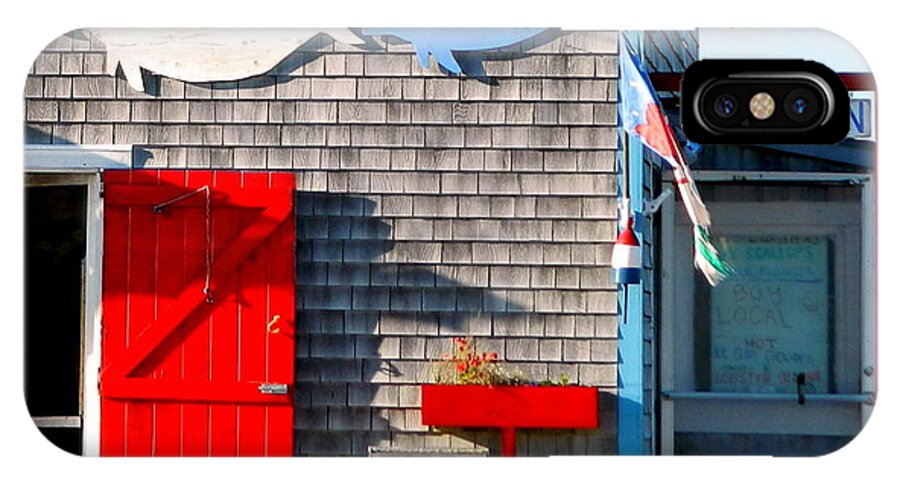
[713,94,738,118]
[783,88,820,123]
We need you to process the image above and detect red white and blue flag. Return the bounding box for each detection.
[619,37,731,286]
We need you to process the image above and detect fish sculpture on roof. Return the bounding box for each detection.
[360,28,549,74]
[90,29,366,92]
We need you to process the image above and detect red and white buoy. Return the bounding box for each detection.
[612,216,641,284]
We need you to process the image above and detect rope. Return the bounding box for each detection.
[152,185,214,303]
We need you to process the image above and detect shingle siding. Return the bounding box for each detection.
[25,29,619,457]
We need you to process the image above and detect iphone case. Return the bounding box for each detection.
[22,28,876,457]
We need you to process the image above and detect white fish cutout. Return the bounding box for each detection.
[90,28,366,92]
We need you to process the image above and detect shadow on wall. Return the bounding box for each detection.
[294,192,617,456]
[294,192,540,456]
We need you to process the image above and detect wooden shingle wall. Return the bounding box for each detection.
[25,29,620,456]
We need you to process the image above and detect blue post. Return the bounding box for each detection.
[617,31,647,456]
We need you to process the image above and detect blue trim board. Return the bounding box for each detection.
[617,130,647,455]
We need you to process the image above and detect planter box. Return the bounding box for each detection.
[421,384,599,429]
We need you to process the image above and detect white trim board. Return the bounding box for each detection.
[24,144,132,172]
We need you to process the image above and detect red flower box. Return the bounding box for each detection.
[421,384,599,456]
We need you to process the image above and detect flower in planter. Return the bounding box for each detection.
[433,337,573,386]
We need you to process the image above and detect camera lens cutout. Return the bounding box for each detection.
[713,94,738,118]
[783,88,821,123]
[682,60,849,144]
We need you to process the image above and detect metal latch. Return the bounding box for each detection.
[258,383,289,395]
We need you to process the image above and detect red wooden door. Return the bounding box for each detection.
[99,170,295,456]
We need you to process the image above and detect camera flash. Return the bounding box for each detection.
[750,92,776,120]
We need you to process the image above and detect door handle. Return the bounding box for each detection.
[267,315,281,334]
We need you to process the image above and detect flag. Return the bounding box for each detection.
[619,36,731,286]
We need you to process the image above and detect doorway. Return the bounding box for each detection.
[24,174,102,455]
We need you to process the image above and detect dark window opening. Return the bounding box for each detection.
[25,184,87,455]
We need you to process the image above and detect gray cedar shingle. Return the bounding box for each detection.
[296,101,337,123]
[52,124,81,144]
[24,76,42,98]
[339,102,385,123]
[148,125,180,145]
[471,243,509,264]
[464,127,492,147]
[33,53,60,75]
[417,149,459,171]
[490,79,521,101]
[293,148,321,169]
[547,55,595,77]
[590,339,617,362]
[58,101,86,122]
[189,102,216,123]
[521,79,543,100]
[60,53,83,74]
[543,151,577,172]
[578,364,616,387]
[214,101,234,122]
[42,77,71,98]
[394,219,434,241]
[86,101,129,122]
[596,55,617,77]
[478,173,518,195]
[386,102,411,123]
[413,196,457,218]
[490,266,529,288]
[184,82,213,99]
[578,80,610,101]
[276,77,311,98]
[397,266,436,287]
[114,124,148,144]
[507,338,539,361]
[82,124,113,144]
[558,103,594,125]
[282,125,327,146]
[325,54,346,76]
[505,103,533,124]
[268,147,293,170]
[82,53,106,74]
[237,77,275,98]
[435,265,488,288]
[326,126,352,147]
[569,127,617,149]
[461,78,490,100]
[233,147,266,169]
[161,101,189,123]
[233,101,268,123]
[424,78,459,100]
[542,79,579,101]
[535,103,558,125]
[186,148,211,168]
[358,78,401,99]
[556,267,580,288]
[424,127,464,148]
[159,78,185,98]
[364,54,411,76]
[72,77,115,98]
[26,101,58,122]
[411,103,452,124]
[402,78,425,100]
[223,125,255,145]
[539,339,563,361]
[484,151,511,171]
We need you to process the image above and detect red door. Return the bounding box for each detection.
[99,170,295,456]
